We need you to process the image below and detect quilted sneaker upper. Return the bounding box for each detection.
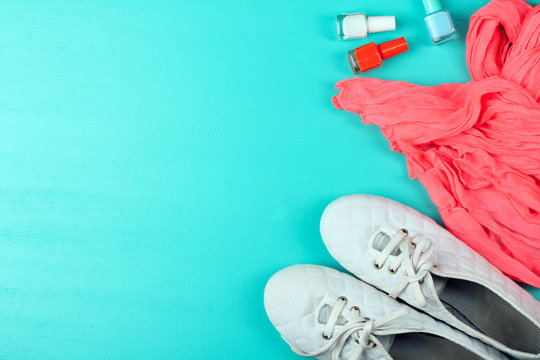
[264,264,397,359]
[264,264,508,360]
[320,194,540,359]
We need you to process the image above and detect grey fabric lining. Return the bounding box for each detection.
[388,332,483,360]
[438,278,540,354]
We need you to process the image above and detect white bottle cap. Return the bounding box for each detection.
[367,16,396,33]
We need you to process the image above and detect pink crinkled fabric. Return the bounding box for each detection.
[332,0,540,287]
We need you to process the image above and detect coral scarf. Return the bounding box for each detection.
[332,0,540,286]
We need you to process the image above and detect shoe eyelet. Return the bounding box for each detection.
[373,262,382,270]
[364,317,371,321]
[354,339,360,344]
[400,228,409,236]
[322,333,332,340]
[351,306,360,311]
[388,267,397,275]
[433,264,438,268]
[366,339,375,347]
[338,296,348,303]
[410,241,416,247]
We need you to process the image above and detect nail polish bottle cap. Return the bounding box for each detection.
[367,16,396,33]
[422,0,443,15]
[379,37,408,60]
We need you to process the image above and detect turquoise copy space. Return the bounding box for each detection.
[0,1,538,359]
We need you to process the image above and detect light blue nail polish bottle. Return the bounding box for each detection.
[422,0,457,45]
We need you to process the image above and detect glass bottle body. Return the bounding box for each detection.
[424,9,457,45]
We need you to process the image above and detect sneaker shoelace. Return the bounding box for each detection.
[374,228,434,307]
[291,296,410,360]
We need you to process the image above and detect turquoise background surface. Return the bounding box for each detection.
[0,1,538,359]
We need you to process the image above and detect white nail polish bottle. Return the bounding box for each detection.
[336,13,396,40]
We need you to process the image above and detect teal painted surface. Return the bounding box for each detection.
[0,1,538,359]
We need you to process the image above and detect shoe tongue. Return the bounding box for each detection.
[373,232,400,255]
[318,304,347,325]
[373,232,391,250]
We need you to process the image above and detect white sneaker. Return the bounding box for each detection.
[320,194,540,359]
[264,264,508,360]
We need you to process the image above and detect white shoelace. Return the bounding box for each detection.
[374,228,434,307]
[291,297,410,360]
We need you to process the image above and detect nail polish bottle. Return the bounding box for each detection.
[336,13,396,40]
[422,0,457,45]
[347,37,408,74]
